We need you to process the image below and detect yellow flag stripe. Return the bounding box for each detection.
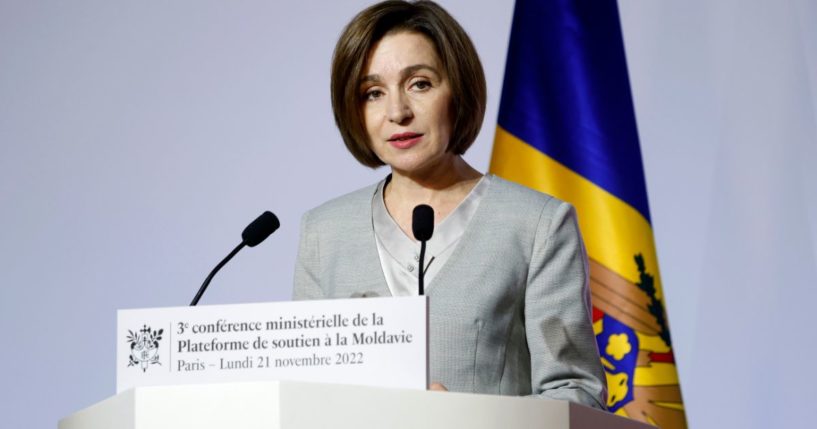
[490,126,664,297]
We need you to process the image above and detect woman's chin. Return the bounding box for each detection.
[385,157,431,175]
[385,154,455,178]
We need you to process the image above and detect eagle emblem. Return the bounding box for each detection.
[590,255,686,429]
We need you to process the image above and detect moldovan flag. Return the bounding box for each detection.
[490,1,686,427]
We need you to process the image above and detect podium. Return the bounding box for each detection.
[59,381,653,429]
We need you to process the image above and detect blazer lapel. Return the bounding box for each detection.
[337,181,393,298]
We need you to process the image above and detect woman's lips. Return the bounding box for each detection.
[388,132,423,149]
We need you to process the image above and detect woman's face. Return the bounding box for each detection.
[360,31,453,175]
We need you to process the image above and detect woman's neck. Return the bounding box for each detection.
[393,153,479,188]
[384,155,483,235]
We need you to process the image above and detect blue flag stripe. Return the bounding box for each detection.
[497,0,651,223]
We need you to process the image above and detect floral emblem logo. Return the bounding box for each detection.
[127,325,163,372]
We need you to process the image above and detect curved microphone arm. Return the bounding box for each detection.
[190,242,246,306]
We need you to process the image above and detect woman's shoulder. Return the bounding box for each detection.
[301,181,380,228]
[485,174,568,213]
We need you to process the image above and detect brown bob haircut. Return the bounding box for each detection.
[331,0,487,168]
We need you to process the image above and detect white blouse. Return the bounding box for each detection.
[371,174,492,296]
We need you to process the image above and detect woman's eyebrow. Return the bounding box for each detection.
[360,74,382,85]
[360,64,441,86]
[401,64,440,79]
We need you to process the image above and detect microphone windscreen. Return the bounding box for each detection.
[241,211,280,247]
[412,204,435,242]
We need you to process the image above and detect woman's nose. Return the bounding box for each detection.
[387,93,413,124]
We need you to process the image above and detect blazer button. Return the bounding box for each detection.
[407,264,415,272]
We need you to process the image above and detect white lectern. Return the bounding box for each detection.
[59,381,653,429]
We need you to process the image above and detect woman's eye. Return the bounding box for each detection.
[364,89,383,101]
[411,80,432,91]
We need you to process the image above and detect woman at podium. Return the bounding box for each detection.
[293,0,606,410]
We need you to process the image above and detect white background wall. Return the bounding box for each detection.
[1,1,815,428]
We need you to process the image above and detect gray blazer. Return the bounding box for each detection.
[293,176,606,409]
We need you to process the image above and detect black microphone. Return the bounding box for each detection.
[190,211,280,306]
[412,204,434,296]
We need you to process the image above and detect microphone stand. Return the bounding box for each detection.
[418,240,427,296]
[190,242,246,306]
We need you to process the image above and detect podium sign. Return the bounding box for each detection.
[117,297,427,392]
